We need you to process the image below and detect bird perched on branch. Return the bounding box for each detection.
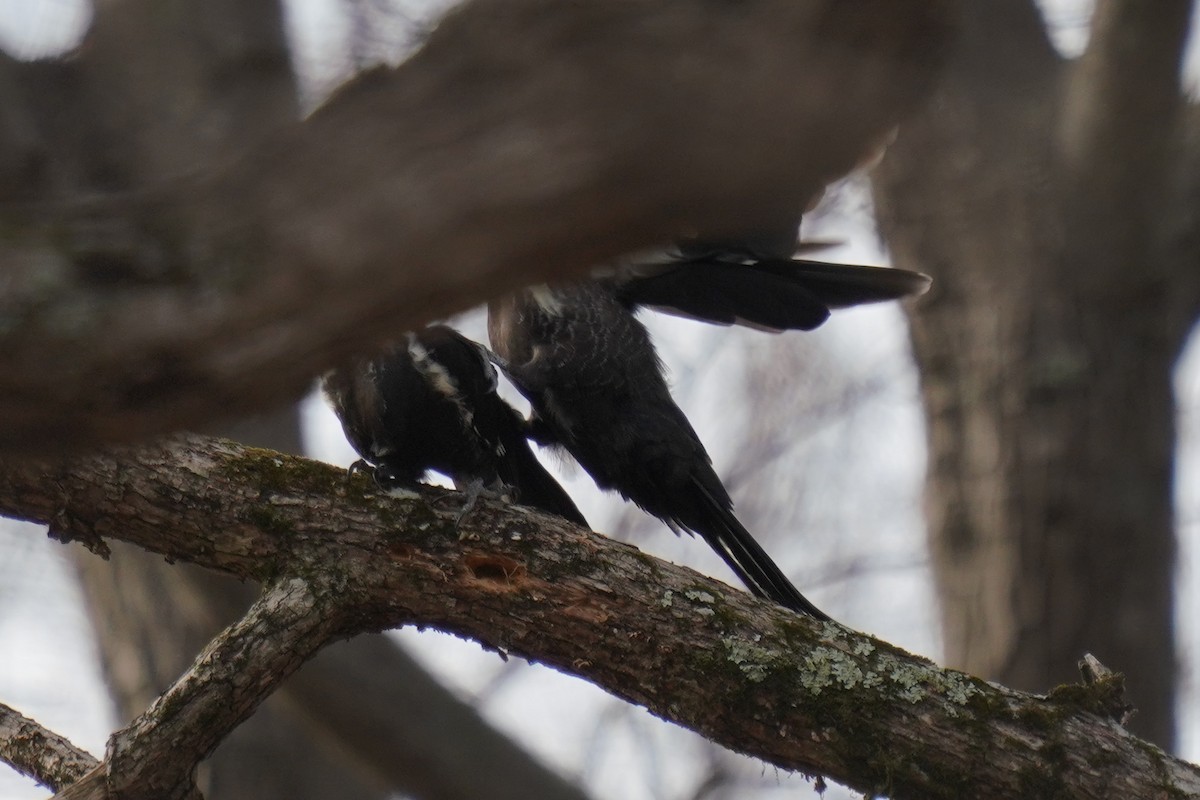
[488,244,929,619]
[322,325,587,528]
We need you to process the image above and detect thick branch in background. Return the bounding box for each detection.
[0,435,1198,799]
[873,0,1198,747]
[0,0,954,454]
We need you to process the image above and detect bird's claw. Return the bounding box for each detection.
[454,486,482,537]
[449,478,510,538]
[346,459,373,480]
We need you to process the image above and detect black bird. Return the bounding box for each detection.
[322,324,587,528]
[613,225,930,332]
[488,253,929,619]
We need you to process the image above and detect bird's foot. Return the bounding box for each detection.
[450,478,509,538]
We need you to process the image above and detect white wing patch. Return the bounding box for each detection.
[406,332,480,435]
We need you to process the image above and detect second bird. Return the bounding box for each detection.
[489,255,930,619]
[322,325,587,528]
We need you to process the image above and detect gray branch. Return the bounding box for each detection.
[0,434,1197,799]
[280,634,593,800]
[57,578,339,800]
[0,702,99,792]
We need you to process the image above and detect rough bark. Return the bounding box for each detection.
[75,550,398,800]
[872,0,1198,747]
[0,0,953,454]
[0,434,1197,800]
[59,579,335,800]
[74,401,396,800]
[0,703,98,792]
[74,406,588,800]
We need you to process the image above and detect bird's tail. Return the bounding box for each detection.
[757,258,932,308]
[689,478,830,621]
[499,425,589,528]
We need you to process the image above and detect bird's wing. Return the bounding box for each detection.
[616,258,930,331]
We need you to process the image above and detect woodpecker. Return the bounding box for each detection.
[488,251,929,618]
[322,325,587,528]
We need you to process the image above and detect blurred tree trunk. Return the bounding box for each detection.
[874,0,1200,749]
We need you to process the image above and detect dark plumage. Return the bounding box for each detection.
[488,252,928,618]
[322,325,587,528]
[613,239,930,332]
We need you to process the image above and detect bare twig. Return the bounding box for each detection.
[1076,653,1136,727]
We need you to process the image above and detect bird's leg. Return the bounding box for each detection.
[450,478,510,537]
[454,478,485,535]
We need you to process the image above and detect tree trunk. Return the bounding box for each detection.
[873,0,1196,748]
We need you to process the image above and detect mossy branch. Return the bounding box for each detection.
[0,434,1196,799]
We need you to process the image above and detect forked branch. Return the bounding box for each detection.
[0,435,1195,799]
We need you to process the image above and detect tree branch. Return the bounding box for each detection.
[57,578,340,800]
[180,563,595,800]
[0,0,953,455]
[0,702,98,792]
[146,405,592,800]
[1,434,1198,799]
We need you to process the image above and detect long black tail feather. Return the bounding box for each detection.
[690,479,830,620]
[755,258,932,308]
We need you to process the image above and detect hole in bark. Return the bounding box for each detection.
[465,554,525,582]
